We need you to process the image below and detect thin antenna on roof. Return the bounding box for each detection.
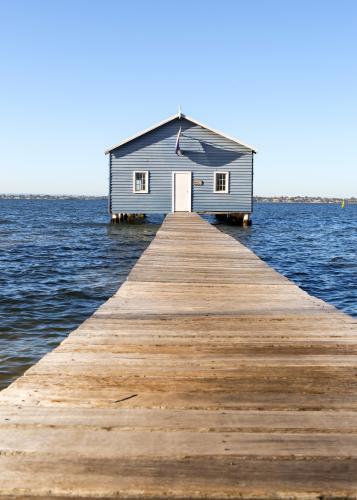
[178,105,182,119]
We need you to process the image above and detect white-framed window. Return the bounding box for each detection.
[214,171,229,193]
[133,171,149,193]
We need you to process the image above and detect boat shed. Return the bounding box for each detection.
[105,113,256,224]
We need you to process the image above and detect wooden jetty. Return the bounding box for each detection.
[1,212,357,498]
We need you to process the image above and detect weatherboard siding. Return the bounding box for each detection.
[110,117,253,214]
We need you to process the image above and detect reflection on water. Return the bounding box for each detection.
[0,199,356,390]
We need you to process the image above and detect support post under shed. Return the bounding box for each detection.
[111,213,145,223]
[216,213,252,226]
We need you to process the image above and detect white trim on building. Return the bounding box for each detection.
[105,113,256,154]
[214,171,230,194]
[133,171,149,193]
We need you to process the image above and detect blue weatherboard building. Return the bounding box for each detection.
[105,112,256,224]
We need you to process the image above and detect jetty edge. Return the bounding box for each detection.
[0,212,357,499]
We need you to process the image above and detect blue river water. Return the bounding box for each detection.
[0,199,356,389]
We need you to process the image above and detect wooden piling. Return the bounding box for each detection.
[215,213,251,225]
[0,212,356,498]
[111,213,146,223]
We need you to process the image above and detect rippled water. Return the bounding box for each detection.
[217,202,356,318]
[0,199,163,389]
[0,199,356,389]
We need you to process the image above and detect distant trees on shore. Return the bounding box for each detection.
[254,196,356,204]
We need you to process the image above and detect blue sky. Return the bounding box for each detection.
[0,0,356,196]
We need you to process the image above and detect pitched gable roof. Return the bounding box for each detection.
[105,113,256,154]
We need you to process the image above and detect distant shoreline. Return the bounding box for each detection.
[254,196,356,204]
[0,194,356,204]
[0,194,107,200]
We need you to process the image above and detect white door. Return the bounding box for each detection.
[173,172,191,212]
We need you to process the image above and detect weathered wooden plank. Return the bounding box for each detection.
[2,455,357,499]
[2,407,357,432]
[3,428,357,458]
[5,387,357,411]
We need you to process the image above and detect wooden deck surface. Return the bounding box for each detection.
[1,212,357,499]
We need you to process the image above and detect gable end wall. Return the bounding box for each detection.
[110,118,253,214]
